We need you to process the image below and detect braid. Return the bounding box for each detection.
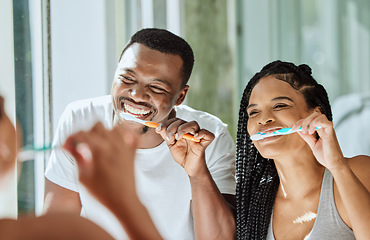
[236,76,279,239]
[236,60,332,239]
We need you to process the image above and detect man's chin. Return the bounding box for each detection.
[116,120,150,135]
[141,126,150,134]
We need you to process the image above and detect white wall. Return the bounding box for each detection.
[50,0,117,132]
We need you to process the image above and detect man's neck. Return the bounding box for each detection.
[136,128,165,149]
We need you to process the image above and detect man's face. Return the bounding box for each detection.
[111,43,188,131]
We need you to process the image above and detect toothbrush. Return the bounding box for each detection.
[120,112,201,142]
[17,144,53,162]
[250,126,322,141]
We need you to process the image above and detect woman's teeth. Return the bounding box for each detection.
[124,103,151,115]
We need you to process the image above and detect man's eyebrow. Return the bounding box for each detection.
[120,68,135,75]
[119,68,172,87]
[247,96,294,110]
[152,78,172,87]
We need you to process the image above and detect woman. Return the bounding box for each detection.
[236,61,370,239]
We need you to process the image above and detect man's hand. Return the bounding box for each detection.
[155,118,215,177]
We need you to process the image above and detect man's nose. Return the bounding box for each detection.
[129,86,150,102]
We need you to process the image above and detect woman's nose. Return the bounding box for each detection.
[257,112,274,125]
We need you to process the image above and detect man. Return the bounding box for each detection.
[44,28,236,239]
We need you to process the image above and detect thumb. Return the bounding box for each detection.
[297,131,317,150]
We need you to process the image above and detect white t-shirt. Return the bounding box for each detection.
[45,95,236,240]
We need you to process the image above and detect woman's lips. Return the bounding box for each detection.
[253,127,283,142]
[258,127,282,134]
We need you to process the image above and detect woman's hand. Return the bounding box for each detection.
[155,118,215,177]
[292,111,346,171]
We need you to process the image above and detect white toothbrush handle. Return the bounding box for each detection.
[250,126,321,140]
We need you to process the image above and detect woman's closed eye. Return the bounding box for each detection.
[273,103,289,109]
[247,109,259,117]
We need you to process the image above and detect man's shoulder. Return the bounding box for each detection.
[60,95,113,129]
[175,105,228,131]
[65,95,112,112]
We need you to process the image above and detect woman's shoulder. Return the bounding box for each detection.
[346,155,370,171]
[346,155,370,187]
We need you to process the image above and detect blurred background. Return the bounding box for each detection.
[1,0,369,218]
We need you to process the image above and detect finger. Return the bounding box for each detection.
[63,131,93,167]
[194,129,215,146]
[165,119,186,141]
[75,143,93,164]
[308,114,332,136]
[300,112,321,134]
[155,118,178,140]
[0,142,12,162]
[64,128,107,165]
[292,119,304,132]
[297,131,317,149]
[176,121,200,140]
[157,118,184,143]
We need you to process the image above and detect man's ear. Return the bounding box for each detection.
[175,85,189,106]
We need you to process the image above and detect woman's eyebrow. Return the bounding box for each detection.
[246,104,256,110]
[271,96,294,102]
[247,96,294,110]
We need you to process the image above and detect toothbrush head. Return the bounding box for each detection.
[250,133,268,141]
[119,112,147,125]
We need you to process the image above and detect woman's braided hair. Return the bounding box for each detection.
[236,60,332,239]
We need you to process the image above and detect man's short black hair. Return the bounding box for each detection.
[119,28,194,87]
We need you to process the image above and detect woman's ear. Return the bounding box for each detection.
[313,106,323,114]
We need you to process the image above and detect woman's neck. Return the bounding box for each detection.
[273,148,325,200]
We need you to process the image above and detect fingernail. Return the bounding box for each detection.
[166,136,170,141]
[0,144,11,161]
[76,143,92,162]
[156,125,162,132]
[175,133,179,140]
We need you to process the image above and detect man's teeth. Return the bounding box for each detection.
[124,103,150,115]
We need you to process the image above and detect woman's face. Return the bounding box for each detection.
[246,75,313,159]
